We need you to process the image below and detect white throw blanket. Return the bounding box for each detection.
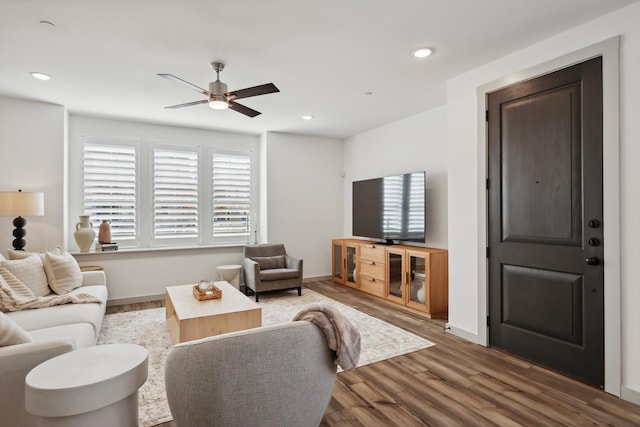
[0,271,101,312]
[293,303,361,371]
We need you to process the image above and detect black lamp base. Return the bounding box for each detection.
[12,216,26,251]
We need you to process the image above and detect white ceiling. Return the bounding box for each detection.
[0,0,636,139]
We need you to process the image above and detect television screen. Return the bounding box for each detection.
[352,171,426,243]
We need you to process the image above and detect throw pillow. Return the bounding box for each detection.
[43,251,82,295]
[0,252,5,261]
[0,311,32,346]
[251,255,286,270]
[0,255,50,297]
[7,246,62,261]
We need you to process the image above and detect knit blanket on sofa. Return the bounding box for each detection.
[293,303,361,371]
[0,268,101,312]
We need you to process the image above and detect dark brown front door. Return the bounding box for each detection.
[487,57,604,387]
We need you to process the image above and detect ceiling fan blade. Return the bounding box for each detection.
[229,101,261,117]
[165,99,208,109]
[226,83,279,100]
[158,73,212,96]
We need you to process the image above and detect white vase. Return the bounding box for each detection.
[416,283,426,304]
[74,215,95,252]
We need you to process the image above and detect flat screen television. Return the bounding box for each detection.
[352,171,426,244]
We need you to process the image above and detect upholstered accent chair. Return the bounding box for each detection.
[243,243,303,301]
[165,321,337,427]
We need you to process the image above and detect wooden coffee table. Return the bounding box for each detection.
[165,281,262,344]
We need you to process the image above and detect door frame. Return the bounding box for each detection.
[476,37,620,395]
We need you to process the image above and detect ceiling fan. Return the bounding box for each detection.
[158,62,279,117]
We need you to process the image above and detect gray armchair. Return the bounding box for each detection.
[243,243,303,301]
[165,321,336,427]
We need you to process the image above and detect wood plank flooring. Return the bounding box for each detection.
[122,280,640,426]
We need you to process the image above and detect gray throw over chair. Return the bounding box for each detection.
[165,321,337,427]
[243,243,303,301]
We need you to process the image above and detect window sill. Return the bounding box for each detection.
[70,243,248,257]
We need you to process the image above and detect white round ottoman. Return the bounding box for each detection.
[217,264,243,289]
[25,343,148,427]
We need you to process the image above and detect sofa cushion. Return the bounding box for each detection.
[0,311,32,347]
[43,252,82,295]
[0,268,34,313]
[260,268,300,281]
[6,285,107,334]
[251,255,285,270]
[0,256,50,297]
[29,323,96,349]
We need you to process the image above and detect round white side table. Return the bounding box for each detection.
[25,343,148,427]
[217,264,243,289]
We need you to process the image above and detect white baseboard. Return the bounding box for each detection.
[621,385,640,405]
[445,323,485,346]
[107,293,165,306]
[106,276,332,306]
[304,275,331,283]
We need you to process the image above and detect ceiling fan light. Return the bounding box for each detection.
[208,96,228,110]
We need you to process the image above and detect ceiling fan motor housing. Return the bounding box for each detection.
[209,80,228,97]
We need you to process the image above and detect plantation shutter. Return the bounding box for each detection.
[83,144,137,241]
[153,149,199,239]
[212,154,251,239]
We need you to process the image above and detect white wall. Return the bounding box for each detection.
[343,106,448,249]
[264,132,344,278]
[446,2,640,402]
[1,110,344,301]
[0,96,67,251]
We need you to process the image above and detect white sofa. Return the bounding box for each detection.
[0,270,108,427]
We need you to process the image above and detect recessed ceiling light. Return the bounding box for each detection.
[411,47,434,59]
[30,72,51,81]
[302,115,314,120]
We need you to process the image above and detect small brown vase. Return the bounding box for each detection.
[98,220,112,244]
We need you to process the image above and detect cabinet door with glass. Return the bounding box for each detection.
[386,247,406,304]
[405,248,449,317]
[331,240,358,288]
[405,250,429,311]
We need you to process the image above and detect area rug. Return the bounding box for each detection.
[97,288,435,427]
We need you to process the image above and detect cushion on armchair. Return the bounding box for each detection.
[251,255,285,270]
[260,269,300,281]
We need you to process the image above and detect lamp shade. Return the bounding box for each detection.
[0,191,45,217]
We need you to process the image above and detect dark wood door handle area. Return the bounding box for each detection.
[585,257,601,265]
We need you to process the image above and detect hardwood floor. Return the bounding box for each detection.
[126,280,640,427]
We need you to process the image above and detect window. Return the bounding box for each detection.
[153,148,198,240]
[83,144,137,242]
[81,137,254,248]
[212,154,252,240]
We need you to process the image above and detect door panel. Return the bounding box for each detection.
[501,84,582,246]
[502,264,583,345]
[488,57,603,387]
